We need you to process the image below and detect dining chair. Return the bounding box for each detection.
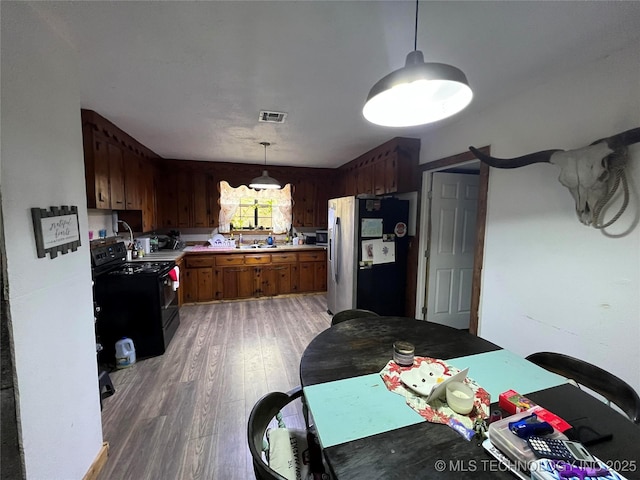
[526,351,640,424]
[248,387,330,480]
[331,308,380,326]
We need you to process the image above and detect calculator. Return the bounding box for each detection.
[526,436,597,464]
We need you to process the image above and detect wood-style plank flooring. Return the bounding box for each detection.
[98,293,331,480]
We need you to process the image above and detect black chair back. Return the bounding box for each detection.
[247,387,302,480]
[331,309,380,326]
[526,351,640,424]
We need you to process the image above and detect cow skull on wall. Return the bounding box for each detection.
[469,127,640,228]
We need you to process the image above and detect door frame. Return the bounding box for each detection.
[415,146,490,335]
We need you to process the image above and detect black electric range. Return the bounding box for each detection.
[91,242,180,365]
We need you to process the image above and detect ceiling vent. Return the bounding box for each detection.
[258,110,288,124]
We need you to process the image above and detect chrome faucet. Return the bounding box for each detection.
[118,220,134,247]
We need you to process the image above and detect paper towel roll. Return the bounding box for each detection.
[138,237,151,254]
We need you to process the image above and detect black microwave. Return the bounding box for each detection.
[315,230,328,246]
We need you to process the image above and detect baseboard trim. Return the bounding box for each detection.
[83,442,109,480]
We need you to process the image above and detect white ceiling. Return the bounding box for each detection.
[33,1,640,169]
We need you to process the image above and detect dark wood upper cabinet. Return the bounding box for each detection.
[88,133,111,209]
[83,110,419,233]
[81,109,161,231]
[339,137,420,197]
[177,170,192,228]
[124,151,143,210]
[107,143,126,209]
[207,175,220,229]
[192,174,209,228]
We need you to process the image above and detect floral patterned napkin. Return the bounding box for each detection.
[380,356,490,430]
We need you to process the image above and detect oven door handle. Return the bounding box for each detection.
[161,275,177,309]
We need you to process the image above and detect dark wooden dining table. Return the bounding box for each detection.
[299,316,640,479]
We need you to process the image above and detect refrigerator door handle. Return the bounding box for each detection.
[333,217,341,282]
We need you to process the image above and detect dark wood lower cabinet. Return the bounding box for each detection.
[261,264,295,296]
[183,256,218,303]
[222,266,254,299]
[182,250,326,303]
[298,251,328,293]
[184,267,212,303]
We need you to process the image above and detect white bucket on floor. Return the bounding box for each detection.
[115,337,136,368]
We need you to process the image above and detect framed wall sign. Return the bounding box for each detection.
[31,205,81,259]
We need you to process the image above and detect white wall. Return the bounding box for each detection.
[419,41,640,394]
[1,3,104,479]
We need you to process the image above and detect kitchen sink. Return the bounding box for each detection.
[238,244,277,249]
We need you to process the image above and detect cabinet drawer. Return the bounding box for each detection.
[271,253,298,264]
[185,256,216,268]
[299,251,326,262]
[244,254,271,265]
[216,255,245,266]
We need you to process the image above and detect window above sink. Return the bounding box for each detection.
[218,181,292,234]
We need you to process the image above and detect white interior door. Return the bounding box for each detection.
[426,172,479,329]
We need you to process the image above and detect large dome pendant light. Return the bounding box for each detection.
[363,0,473,127]
[249,142,281,190]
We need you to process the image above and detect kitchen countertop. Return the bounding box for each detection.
[182,244,327,254]
[130,244,326,262]
[130,250,186,262]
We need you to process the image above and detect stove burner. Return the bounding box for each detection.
[109,265,144,275]
[106,261,173,276]
[92,242,174,277]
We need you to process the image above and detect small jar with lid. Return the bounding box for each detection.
[393,341,415,367]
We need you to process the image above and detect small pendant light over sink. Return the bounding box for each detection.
[250,142,281,190]
[363,0,473,127]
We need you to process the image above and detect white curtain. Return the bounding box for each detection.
[218,181,292,234]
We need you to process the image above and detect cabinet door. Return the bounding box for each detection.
[176,257,185,306]
[314,182,329,227]
[293,179,316,227]
[177,171,192,228]
[291,263,299,294]
[373,155,399,194]
[124,152,143,210]
[292,182,306,227]
[385,155,398,193]
[303,182,315,226]
[275,264,293,295]
[213,267,223,300]
[140,159,157,232]
[314,261,327,291]
[93,135,111,209]
[261,264,291,296]
[207,175,220,228]
[183,268,197,303]
[344,171,357,197]
[298,262,315,293]
[196,268,213,302]
[256,266,272,297]
[357,163,374,196]
[156,168,178,228]
[108,143,126,209]
[192,174,209,227]
[222,266,254,299]
[374,160,387,195]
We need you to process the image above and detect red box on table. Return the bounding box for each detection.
[499,389,571,432]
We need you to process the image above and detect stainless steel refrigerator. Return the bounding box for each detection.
[327,196,410,316]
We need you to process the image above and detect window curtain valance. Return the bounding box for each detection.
[218,181,292,234]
